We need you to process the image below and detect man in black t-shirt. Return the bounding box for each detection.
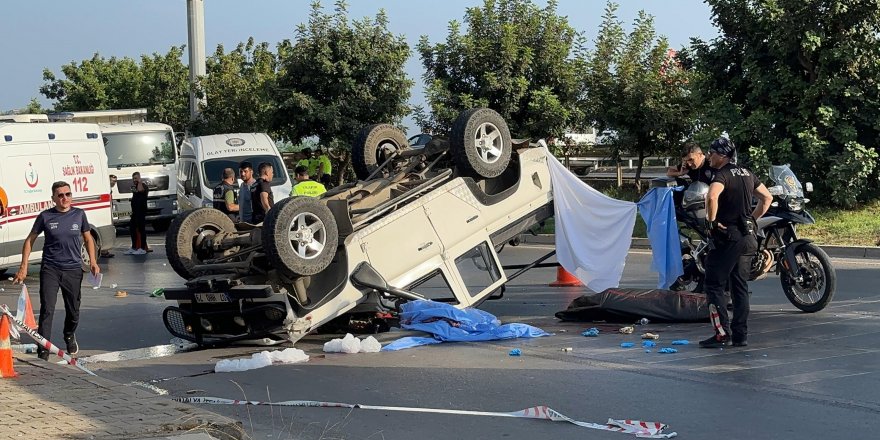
[700,138,772,349]
[667,143,714,185]
[126,172,149,254]
[13,181,100,360]
[251,162,275,224]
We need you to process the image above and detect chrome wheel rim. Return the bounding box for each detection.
[473,122,504,164]
[287,212,326,260]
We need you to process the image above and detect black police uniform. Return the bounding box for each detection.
[686,160,716,185]
[212,182,239,221]
[703,163,759,345]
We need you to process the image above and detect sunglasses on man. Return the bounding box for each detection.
[54,192,73,199]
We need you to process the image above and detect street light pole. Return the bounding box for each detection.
[186,0,207,123]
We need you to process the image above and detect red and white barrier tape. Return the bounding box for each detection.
[174,396,677,438]
[0,305,95,376]
[709,304,727,337]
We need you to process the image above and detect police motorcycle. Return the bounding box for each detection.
[663,165,836,312]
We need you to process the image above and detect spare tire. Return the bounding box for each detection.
[262,196,339,276]
[352,124,409,180]
[450,108,512,178]
[166,208,238,280]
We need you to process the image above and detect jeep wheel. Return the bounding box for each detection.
[166,208,238,280]
[352,124,409,181]
[450,108,512,178]
[263,196,338,276]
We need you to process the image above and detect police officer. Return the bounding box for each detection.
[700,138,773,348]
[666,143,714,184]
[212,168,239,221]
[290,166,327,197]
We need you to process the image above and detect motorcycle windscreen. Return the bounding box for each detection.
[555,288,709,323]
[769,165,804,197]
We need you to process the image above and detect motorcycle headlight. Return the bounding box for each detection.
[786,198,802,212]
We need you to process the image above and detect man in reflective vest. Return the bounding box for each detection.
[212,168,240,221]
[290,166,327,197]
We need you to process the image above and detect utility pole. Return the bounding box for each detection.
[186,0,207,123]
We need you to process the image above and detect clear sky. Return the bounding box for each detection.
[1,0,717,134]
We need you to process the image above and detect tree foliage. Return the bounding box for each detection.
[582,2,696,186]
[41,47,190,131]
[271,0,413,148]
[416,0,587,139]
[192,38,287,136]
[687,0,880,207]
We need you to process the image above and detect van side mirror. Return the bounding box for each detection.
[183,179,194,195]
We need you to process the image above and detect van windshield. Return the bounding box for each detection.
[202,155,287,188]
[104,131,176,167]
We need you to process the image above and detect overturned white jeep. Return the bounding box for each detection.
[161,108,555,346]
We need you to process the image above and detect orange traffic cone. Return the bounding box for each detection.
[0,315,18,378]
[549,267,584,287]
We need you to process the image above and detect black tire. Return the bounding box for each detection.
[352,124,409,181]
[450,108,512,178]
[152,218,172,232]
[166,208,238,280]
[262,196,338,276]
[781,243,836,312]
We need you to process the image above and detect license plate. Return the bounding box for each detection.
[194,293,229,303]
[148,201,157,208]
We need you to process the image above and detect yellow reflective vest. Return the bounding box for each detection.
[291,180,327,197]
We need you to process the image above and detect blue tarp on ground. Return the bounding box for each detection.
[382,301,551,351]
[637,187,684,289]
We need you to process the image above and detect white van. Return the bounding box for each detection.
[0,122,116,270]
[48,110,180,231]
[177,133,291,213]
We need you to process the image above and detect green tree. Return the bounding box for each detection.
[583,3,696,187]
[271,0,412,149]
[40,46,190,131]
[416,0,587,139]
[193,38,284,136]
[688,0,880,207]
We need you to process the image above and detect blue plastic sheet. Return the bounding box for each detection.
[382,301,550,351]
[637,187,684,289]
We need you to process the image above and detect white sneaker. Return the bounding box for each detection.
[133,249,147,255]
[123,248,137,255]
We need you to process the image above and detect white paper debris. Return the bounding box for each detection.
[323,333,382,353]
[214,348,309,373]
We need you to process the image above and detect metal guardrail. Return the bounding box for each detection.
[562,156,673,171]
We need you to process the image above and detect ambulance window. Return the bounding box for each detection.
[455,242,501,297]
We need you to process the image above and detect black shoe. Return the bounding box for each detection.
[64,335,79,356]
[699,334,731,348]
[732,338,748,347]
[37,350,50,361]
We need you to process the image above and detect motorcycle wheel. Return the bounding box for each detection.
[781,243,836,312]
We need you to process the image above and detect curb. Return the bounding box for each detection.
[518,234,879,259]
[11,354,245,440]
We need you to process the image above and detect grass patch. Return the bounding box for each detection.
[799,200,880,246]
[536,186,880,247]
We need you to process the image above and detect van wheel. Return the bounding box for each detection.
[166,208,238,280]
[81,231,100,273]
[262,197,338,276]
[450,108,512,178]
[352,124,409,181]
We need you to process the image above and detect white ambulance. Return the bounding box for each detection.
[0,123,116,271]
[177,133,291,212]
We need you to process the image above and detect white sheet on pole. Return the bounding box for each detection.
[544,147,637,292]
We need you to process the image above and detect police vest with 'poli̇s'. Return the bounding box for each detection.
[213,182,239,214]
[291,180,327,197]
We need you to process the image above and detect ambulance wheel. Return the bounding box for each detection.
[450,108,512,178]
[263,197,338,276]
[166,208,238,280]
[352,124,410,180]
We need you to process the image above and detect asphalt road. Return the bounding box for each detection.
[1,233,879,440]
